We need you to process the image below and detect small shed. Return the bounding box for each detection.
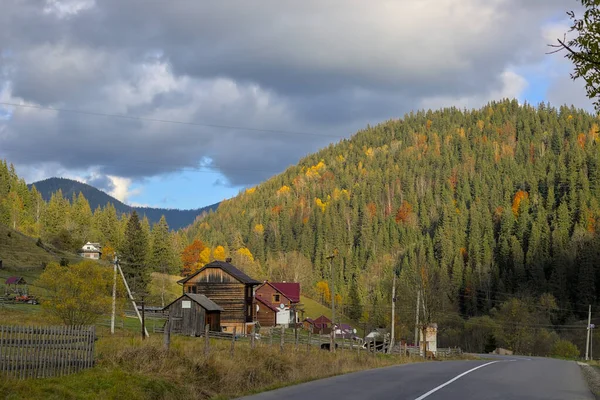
[163,293,223,336]
[4,276,27,296]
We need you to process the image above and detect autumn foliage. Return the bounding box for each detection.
[181,239,208,276]
[512,190,529,217]
[395,200,413,224]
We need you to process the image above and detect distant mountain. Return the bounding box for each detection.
[29,177,219,230]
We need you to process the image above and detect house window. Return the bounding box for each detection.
[192,286,197,294]
[247,304,251,316]
[273,294,280,303]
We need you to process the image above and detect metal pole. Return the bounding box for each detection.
[586,305,592,361]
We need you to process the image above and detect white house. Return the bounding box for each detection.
[79,242,102,260]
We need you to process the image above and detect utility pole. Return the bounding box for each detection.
[414,290,421,347]
[116,261,149,337]
[389,273,396,354]
[141,294,146,341]
[586,305,592,361]
[110,254,118,334]
[326,252,337,352]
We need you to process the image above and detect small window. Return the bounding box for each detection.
[247,304,251,316]
[192,286,197,294]
[273,294,280,302]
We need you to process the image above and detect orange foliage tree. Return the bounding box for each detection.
[395,200,413,224]
[512,190,529,217]
[181,239,208,276]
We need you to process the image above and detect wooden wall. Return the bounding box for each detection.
[256,304,276,327]
[166,296,220,335]
[255,284,291,308]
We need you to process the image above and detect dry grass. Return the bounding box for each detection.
[2,329,428,400]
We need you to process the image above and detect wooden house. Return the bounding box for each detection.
[163,293,223,335]
[4,276,28,296]
[254,281,301,327]
[255,296,279,327]
[303,315,332,334]
[178,259,260,334]
[79,242,102,260]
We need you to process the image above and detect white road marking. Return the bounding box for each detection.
[413,361,500,400]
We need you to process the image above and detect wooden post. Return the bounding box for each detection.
[280,325,285,353]
[250,329,255,349]
[270,327,273,346]
[141,296,146,341]
[307,331,311,353]
[204,324,210,356]
[163,315,171,350]
[230,327,237,357]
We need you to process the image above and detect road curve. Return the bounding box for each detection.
[236,355,593,400]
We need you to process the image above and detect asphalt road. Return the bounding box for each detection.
[236,355,594,400]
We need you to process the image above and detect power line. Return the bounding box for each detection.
[0,102,344,139]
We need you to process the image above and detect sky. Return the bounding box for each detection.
[0,0,595,210]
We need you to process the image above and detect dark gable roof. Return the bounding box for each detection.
[178,260,260,285]
[163,293,224,312]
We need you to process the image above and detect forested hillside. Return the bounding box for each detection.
[30,177,219,230]
[0,163,188,282]
[186,99,600,340]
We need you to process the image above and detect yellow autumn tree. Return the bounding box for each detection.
[37,261,122,325]
[213,245,226,261]
[199,246,211,266]
[237,247,254,262]
[253,223,265,235]
[276,185,291,196]
[316,281,331,304]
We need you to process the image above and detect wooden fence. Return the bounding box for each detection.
[0,325,96,380]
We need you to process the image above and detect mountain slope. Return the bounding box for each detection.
[30,178,219,230]
[187,99,600,327]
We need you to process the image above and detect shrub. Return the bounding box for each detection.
[551,339,580,359]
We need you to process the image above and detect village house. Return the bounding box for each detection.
[254,281,301,327]
[79,242,102,260]
[303,315,332,334]
[162,293,223,336]
[177,259,260,334]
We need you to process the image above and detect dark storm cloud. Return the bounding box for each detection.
[0,0,575,186]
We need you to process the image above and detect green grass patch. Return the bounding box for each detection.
[0,367,180,400]
[0,225,79,270]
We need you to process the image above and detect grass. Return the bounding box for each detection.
[0,290,471,399]
[0,225,79,269]
[1,331,425,400]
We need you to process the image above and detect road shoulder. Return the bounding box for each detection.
[579,362,600,399]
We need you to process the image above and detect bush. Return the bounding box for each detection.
[551,339,580,359]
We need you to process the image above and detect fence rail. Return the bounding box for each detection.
[0,325,95,380]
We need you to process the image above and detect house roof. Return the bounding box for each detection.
[163,293,224,312]
[269,282,300,303]
[314,315,332,325]
[304,318,315,324]
[5,276,25,285]
[256,296,279,312]
[178,260,261,285]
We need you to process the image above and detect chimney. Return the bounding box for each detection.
[225,257,232,263]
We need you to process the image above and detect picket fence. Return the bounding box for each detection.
[0,325,96,380]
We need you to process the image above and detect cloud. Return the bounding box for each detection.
[0,0,588,188]
[105,176,140,203]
